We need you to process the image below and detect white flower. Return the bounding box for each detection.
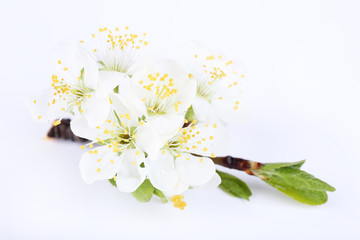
[83,26,148,75]
[187,43,249,124]
[126,59,197,142]
[146,120,228,194]
[71,94,164,192]
[28,44,123,127]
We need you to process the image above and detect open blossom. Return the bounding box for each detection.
[28,44,123,127]
[187,43,249,124]
[71,94,164,192]
[145,120,228,195]
[126,59,197,142]
[83,26,148,76]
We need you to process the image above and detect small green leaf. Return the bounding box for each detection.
[153,188,168,203]
[108,178,117,187]
[255,164,335,205]
[261,160,305,170]
[185,106,195,122]
[217,170,252,200]
[131,179,154,202]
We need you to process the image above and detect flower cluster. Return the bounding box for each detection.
[28,27,248,209]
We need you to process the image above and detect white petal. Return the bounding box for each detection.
[147,114,184,143]
[191,96,216,122]
[175,153,215,186]
[76,44,99,89]
[27,89,66,123]
[79,145,120,184]
[192,172,221,189]
[163,180,189,196]
[147,150,178,191]
[172,77,197,113]
[97,71,128,95]
[70,116,98,140]
[82,93,110,127]
[116,149,146,192]
[212,96,250,124]
[182,121,229,157]
[110,93,141,126]
[135,123,163,159]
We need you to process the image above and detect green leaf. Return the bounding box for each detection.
[131,179,154,202]
[185,106,195,122]
[217,170,252,200]
[255,164,335,205]
[108,178,117,187]
[153,188,168,203]
[261,160,305,170]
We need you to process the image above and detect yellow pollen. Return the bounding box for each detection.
[139,120,144,126]
[113,176,117,181]
[89,143,93,148]
[188,74,193,78]
[53,120,61,126]
[199,158,203,162]
[194,54,198,58]
[125,113,131,120]
[136,151,140,156]
[92,33,95,38]
[97,168,101,173]
[170,195,187,210]
[58,60,61,64]
[218,97,223,100]
[213,124,217,128]
[132,160,136,166]
[63,67,68,71]
[210,136,214,140]
[125,26,129,30]
[94,150,98,154]
[97,158,102,162]
[38,115,42,119]
[80,145,85,149]
[110,160,114,164]
[211,153,216,158]
[203,147,208,152]
[109,97,113,104]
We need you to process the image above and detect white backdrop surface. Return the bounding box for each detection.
[0,0,359,239]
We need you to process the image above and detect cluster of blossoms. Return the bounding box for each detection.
[28,27,248,209]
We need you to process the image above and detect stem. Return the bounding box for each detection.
[212,156,264,176]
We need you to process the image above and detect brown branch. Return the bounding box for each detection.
[47,120,262,174]
[212,156,263,176]
[47,119,88,142]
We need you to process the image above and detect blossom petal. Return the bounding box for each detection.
[79,145,120,184]
[147,150,178,191]
[116,149,146,192]
[175,153,215,186]
[191,96,216,122]
[27,89,66,123]
[97,71,128,95]
[147,114,184,144]
[182,121,229,157]
[192,172,221,189]
[212,95,250,124]
[135,123,163,159]
[82,93,110,127]
[70,116,98,140]
[163,180,189,196]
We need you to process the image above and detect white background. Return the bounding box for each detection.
[1,0,359,239]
